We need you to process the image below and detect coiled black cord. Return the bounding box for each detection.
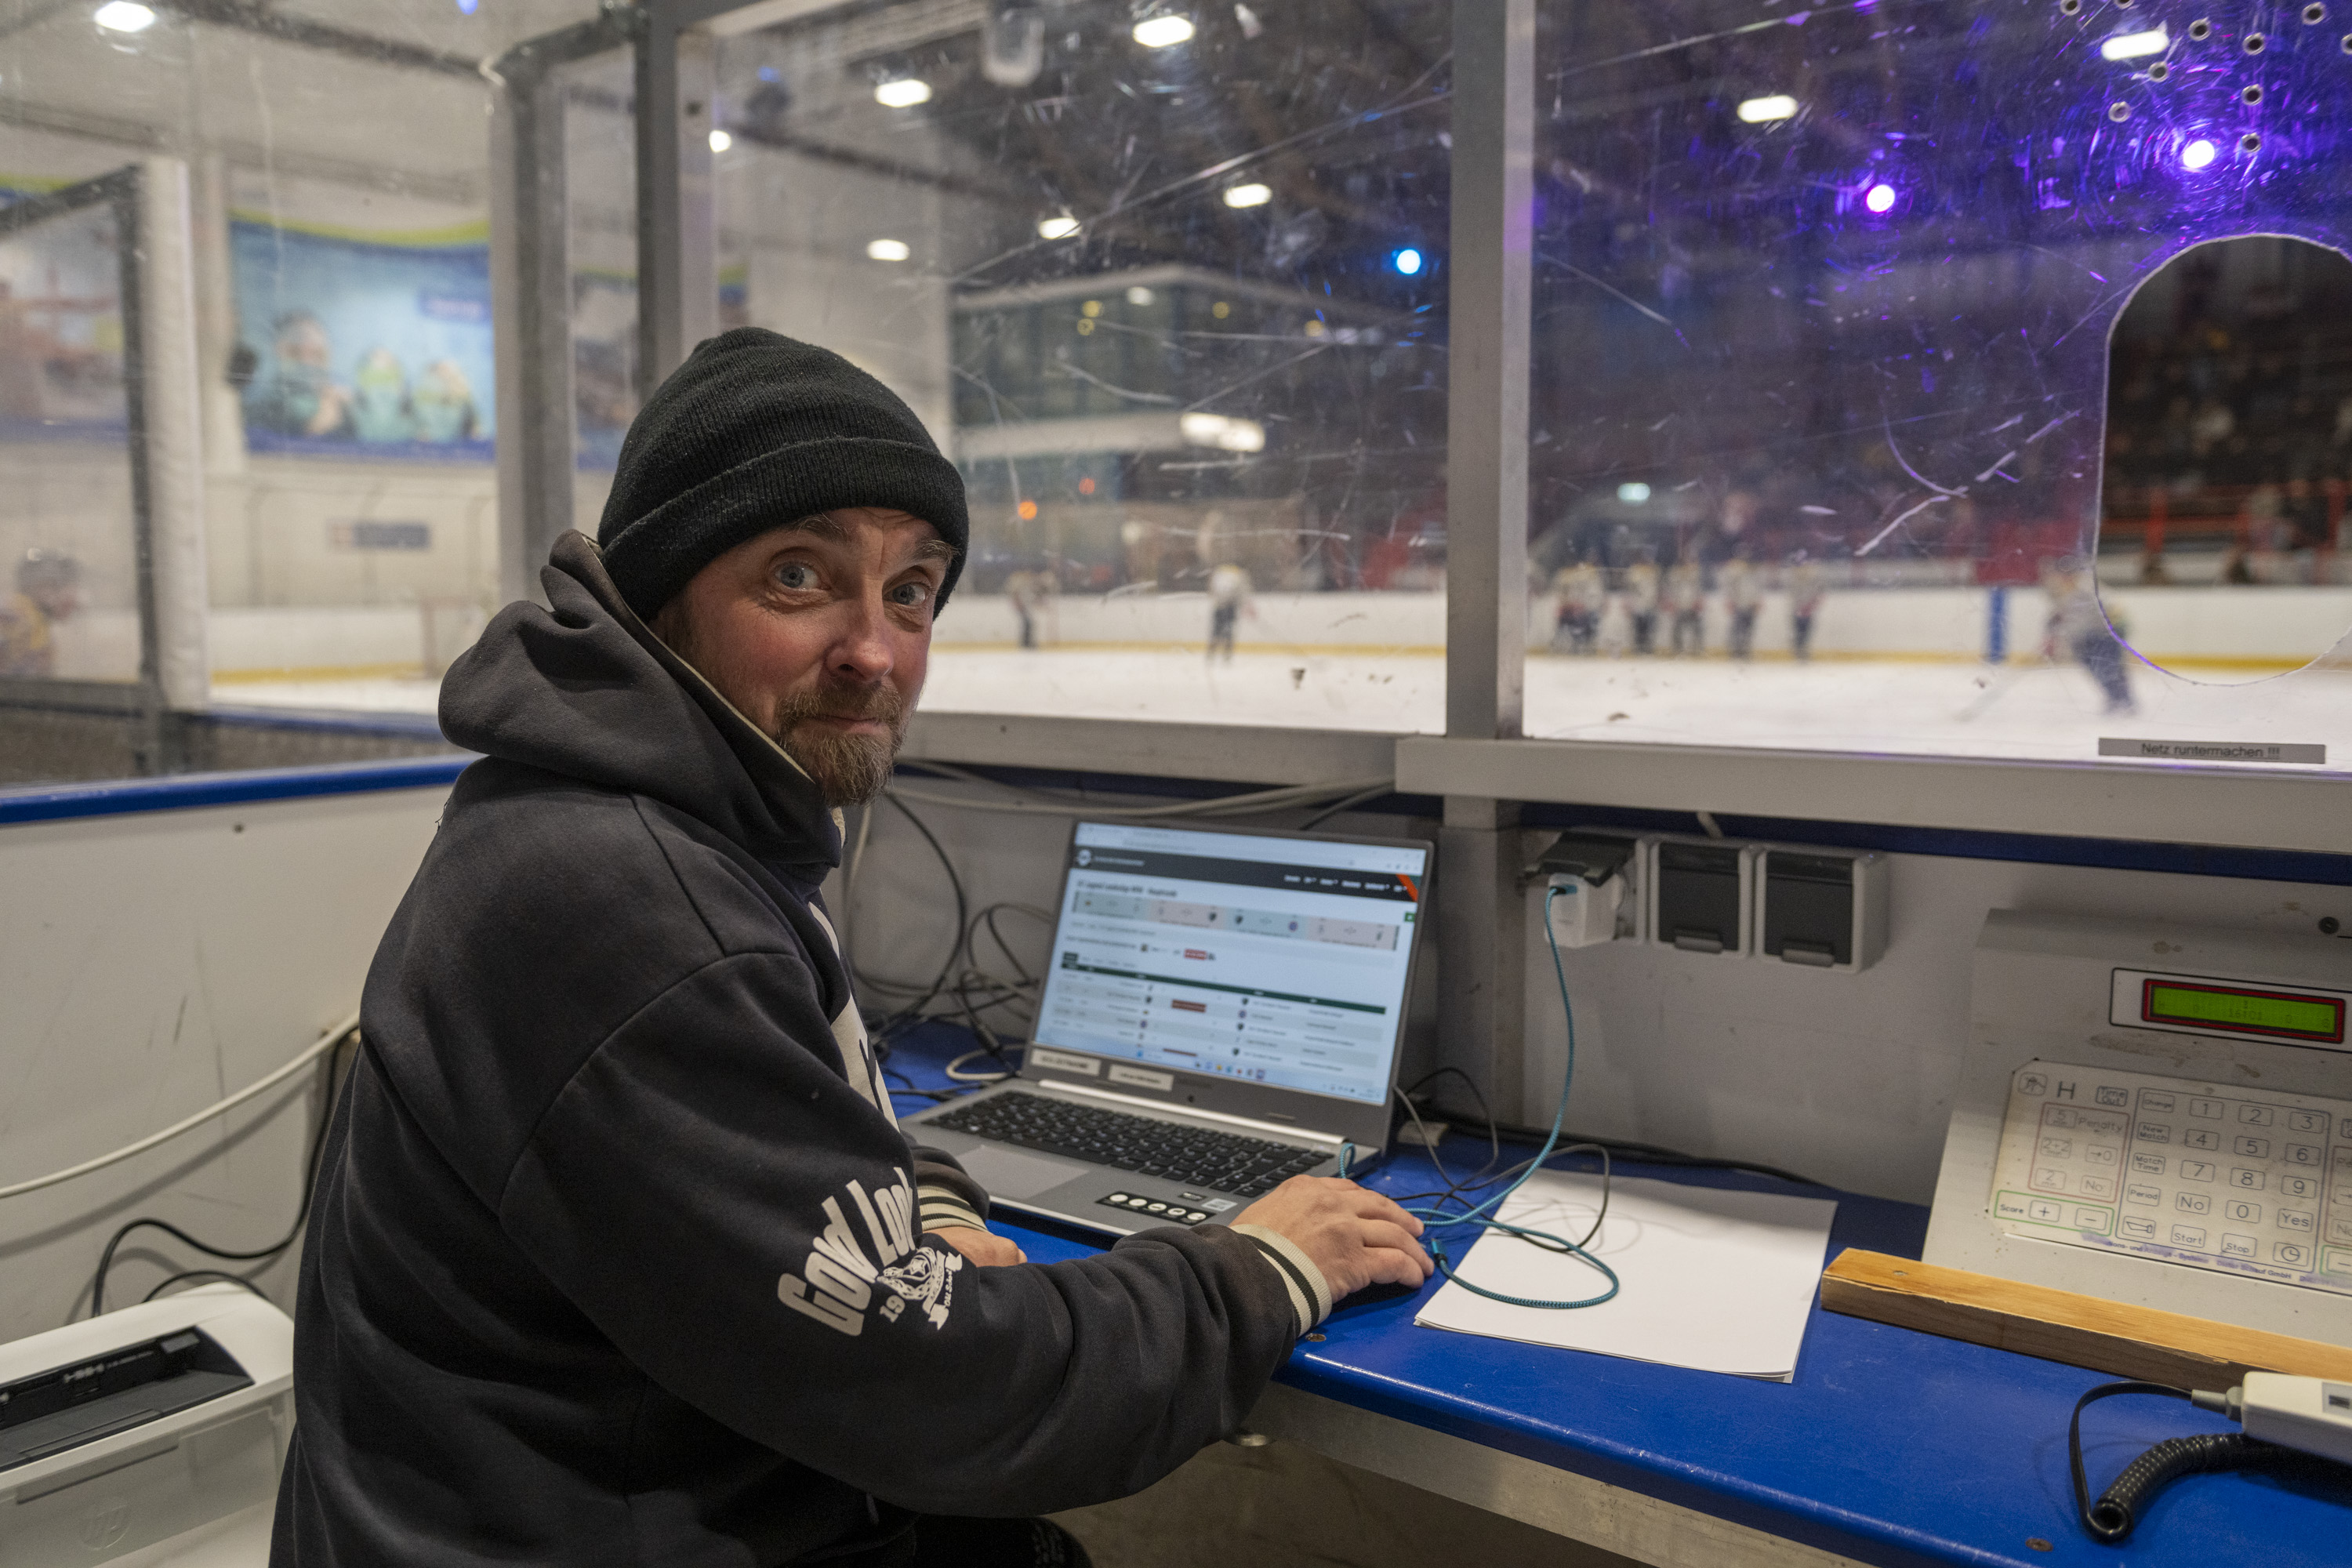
[2069,1380,2319,1543]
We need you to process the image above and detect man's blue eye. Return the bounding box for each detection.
[776,564,817,590]
[891,582,933,606]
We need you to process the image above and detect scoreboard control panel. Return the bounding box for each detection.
[1989,1060,2352,1295]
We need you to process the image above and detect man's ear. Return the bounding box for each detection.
[648,597,692,660]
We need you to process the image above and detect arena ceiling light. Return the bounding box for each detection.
[866,238,911,261]
[1036,215,1080,239]
[2101,26,2169,60]
[1222,183,1272,209]
[874,78,931,107]
[1133,14,1196,47]
[1180,412,1266,452]
[1737,94,1798,123]
[1392,247,1424,275]
[93,2,155,32]
[708,129,733,152]
[1617,481,1652,503]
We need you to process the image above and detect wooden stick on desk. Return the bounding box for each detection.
[1819,1248,2352,1388]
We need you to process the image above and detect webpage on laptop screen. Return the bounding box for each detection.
[1034,822,1427,1106]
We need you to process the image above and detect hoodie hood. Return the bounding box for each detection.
[440,531,842,876]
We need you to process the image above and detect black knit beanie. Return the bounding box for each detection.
[596,328,968,619]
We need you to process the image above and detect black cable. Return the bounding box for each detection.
[1394,1090,1459,1189]
[1411,1099,1825,1188]
[978,903,1053,987]
[1294,784,1393,833]
[2066,1380,2334,1544]
[142,1269,274,1305]
[862,792,969,1047]
[1402,1067,1503,1189]
[89,1028,355,1319]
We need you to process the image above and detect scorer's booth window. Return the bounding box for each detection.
[9,0,2352,786]
[1525,1,2352,775]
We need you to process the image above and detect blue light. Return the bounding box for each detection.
[455,0,478,13]
[2181,137,2218,170]
[1864,182,1896,213]
[1392,247,1424,276]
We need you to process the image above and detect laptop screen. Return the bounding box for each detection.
[1032,822,1428,1106]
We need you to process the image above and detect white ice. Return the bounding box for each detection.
[212,650,2352,770]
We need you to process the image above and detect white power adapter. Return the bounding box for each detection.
[1545,871,1624,948]
[1531,831,1640,948]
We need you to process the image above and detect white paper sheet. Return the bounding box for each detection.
[1413,1171,1839,1381]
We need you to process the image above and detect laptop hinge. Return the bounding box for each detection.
[1033,1079,1348,1148]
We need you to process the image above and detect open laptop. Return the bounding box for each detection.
[905,818,1431,1236]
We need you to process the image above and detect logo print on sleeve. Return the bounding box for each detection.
[776,1171,960,1334]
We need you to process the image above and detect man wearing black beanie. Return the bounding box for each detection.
[274,329,1429,1568]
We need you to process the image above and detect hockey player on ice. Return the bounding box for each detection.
[1623,552,1661,656]
[1551,556,1605,655]
[1719,551,1762,661]
[1664,552,1705,657]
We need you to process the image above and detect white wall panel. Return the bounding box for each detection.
[0,786,447,1342]
[831,778,2351,1207]
[1520,851,2350,1204]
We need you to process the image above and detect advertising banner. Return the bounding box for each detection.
[231,217,495,462]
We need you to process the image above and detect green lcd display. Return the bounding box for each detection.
[2143,980,2345,1043]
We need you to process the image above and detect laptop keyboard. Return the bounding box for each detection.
[931,1091,1329,1198]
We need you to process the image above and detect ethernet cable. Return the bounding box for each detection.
[1399,886,1619,1310]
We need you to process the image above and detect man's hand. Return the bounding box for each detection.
[931,1227,1026,1267]
[1233,1177,1430,1301]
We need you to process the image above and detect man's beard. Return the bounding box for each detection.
[768,683,906,806]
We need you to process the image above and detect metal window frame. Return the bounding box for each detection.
[0,165,168,771]
[489,0,2352,1112]
[487,8,643,605]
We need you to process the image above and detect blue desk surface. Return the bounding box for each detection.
[884,1026,2348,1568]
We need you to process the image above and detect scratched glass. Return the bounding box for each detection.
[1526,0,2352,771]
[0,0,616,782]
[711,0,1451,731]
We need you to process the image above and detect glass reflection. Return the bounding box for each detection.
[2101,235,2352,682]
[0,193,136,686]
[713,0,1450,729]
[1528,0,2352,767]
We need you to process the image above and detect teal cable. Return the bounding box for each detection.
[1402,887,1619,1309]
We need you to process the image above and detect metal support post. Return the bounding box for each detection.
[136,157,212,720]
[635,11,717,393]
[1435,0,1535,1121]
[489,13,633,604]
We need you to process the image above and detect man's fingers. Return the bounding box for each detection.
[935,1228,1025,1268]
[1352,1192,1424,1236]
[1323,1186,1425,1237]
[1352,1218,1429,1265]
[1361,1247,1432,1287]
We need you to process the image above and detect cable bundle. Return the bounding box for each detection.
[1392,887,1619,1310]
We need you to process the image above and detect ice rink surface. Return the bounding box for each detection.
[216,647,2352,771]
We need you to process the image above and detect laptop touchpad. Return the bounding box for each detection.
[953,1144,1093,1200]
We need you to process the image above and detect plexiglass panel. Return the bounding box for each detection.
[1527,1,2352,770]
[711,0,1450,730]
[0,1,612,771]
[0,184,140,688]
